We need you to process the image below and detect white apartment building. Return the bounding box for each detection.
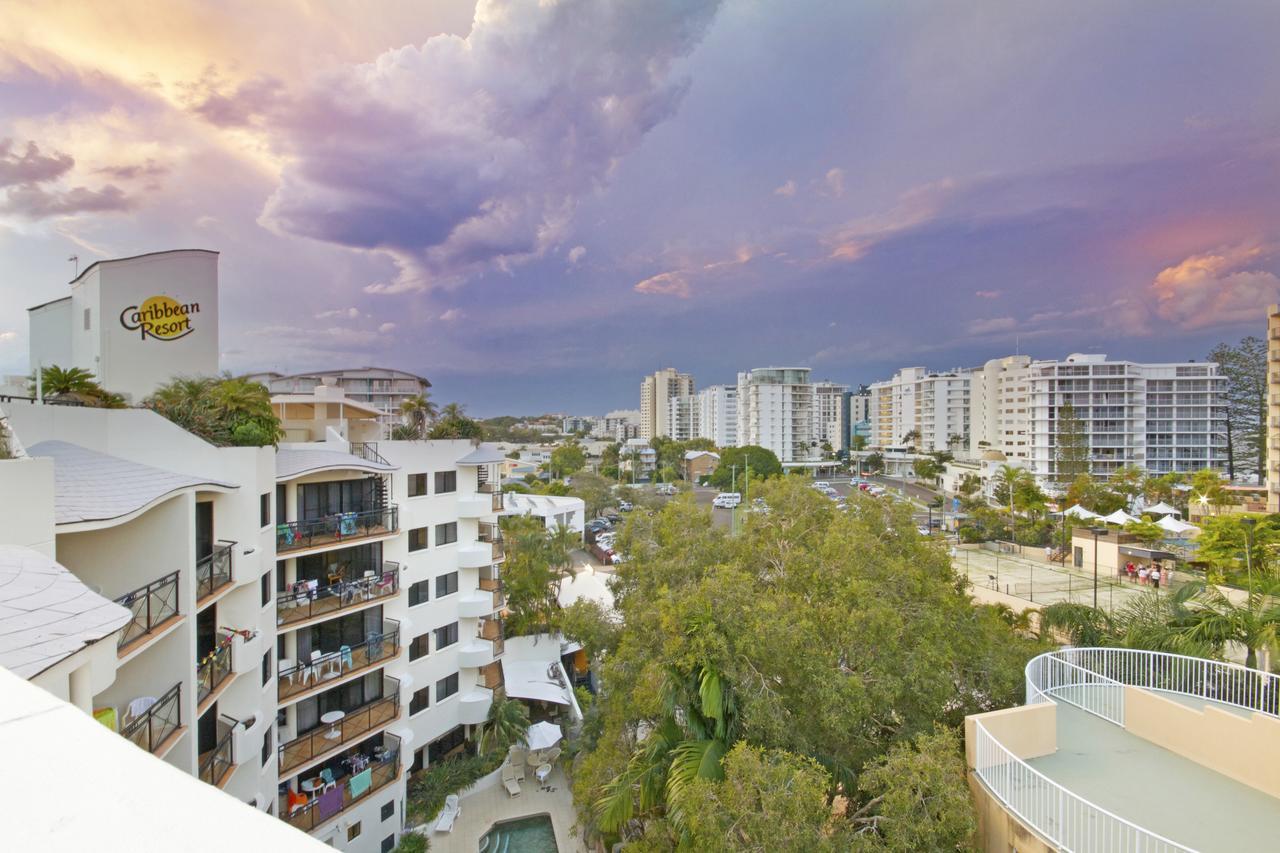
[27,249,220,402]
[561,415,599,435]
[666,393,699,441]
[696,384,737,448]
[868,367,970,453]
[638,368,694,441]
[968,353,1228,483]
[598,409,641,442]
[249,368,432,438]
[814,381,849,453]
[735,368,818,464]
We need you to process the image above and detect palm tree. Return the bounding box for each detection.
[399,392,438,438]
[478,695,531,756]
[1162,579,1280,671]
[30,365,99,397]
[439,402,465,421]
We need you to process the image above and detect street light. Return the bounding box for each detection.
[1242,516,1257,594]
[1088,526,1107,610]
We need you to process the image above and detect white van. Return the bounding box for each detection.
[712,492,742,508]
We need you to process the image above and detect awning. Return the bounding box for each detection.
[500,658,573,706]
[1061,504,1099,520]
[1101,509,1139,525]
[1144,501,1181,518]
[1157,515,1199,535]
[1119,545,1179,561]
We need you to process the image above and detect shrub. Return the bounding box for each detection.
[405,751,503,824]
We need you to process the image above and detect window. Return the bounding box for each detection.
[436,673,459,701]
[408,473,428,497]
[434,522,457,546]
[381,835,395,853]
[261,570,272,607]
[408,580,430,607]
[381,800,395,822]
[261,726,272,767]
[276,484,286,524]
[409,633,430,661]
[409,687,430,716]
[434,622,459,649]
[260,493,271,527]
[83,308,91,330]
[435,571,458,598]
[408,527,429,551]
[428,726,466,762]
[434,471,457,493]
[347,822,361,841]
[262,650,271,686]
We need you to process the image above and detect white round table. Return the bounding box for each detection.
[300,777,323,794]
[320,710,345,739]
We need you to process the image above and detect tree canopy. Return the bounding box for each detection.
[707,445,782,490]
[146,375,281,446]
[1208,336,1266,482]
[572,479,1043,848]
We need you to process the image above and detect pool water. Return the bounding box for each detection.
[479,814,559,853]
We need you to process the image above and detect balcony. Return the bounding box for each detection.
[477,660,503,689]
[477,482,505,512]
[198,714,237,788]
[120,682,183,756]
[349,442,389,466]
[115,570,181,655]
[478,522,505,561]
[279,677,400,775]
[457,542,495,568]
[195,542,234,604]
[277,562,400,628]
[457,638,495,667]
[278,619,400,703]
[276,506,399,555]
[459,586,502,618]
[457,686,494,725]
[479,617,505,657]
[196,641,233,707]
[280,733,401,833]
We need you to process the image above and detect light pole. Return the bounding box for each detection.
[1243,516,1257,594]
[1089,526,1106,610]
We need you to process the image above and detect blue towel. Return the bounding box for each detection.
[348,767,372,798]
[339,513,357,535]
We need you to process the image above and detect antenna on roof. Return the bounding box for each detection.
[67,255,79,277]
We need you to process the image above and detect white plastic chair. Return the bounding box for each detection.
[434,794,461,832]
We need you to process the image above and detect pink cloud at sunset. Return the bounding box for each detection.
[1152,244,1280,330]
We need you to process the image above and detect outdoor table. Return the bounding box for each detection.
[321,710,345,739]
[300,777,323,794]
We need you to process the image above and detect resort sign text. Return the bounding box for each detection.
[120,296,200,341]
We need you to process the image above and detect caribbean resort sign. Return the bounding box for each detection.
[120,296,200,341]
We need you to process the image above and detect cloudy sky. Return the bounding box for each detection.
[3,0,1280,415]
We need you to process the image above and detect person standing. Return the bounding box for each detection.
[1138,565,1149,585]
[1151,564,1162,591]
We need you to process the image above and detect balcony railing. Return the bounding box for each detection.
[278,619,401,702]
[349,442,389,466]
[115,571,180,650]
[276,506,399,554]
[478,577,505,610]
[279,677,400,774]
[196,542,234,602]
[121,682,182,755]
[281,734,401,833]
[277,563,400,627]
[476,482,504,511]
[478,660,503,690]
[199,714,238,787]
[479,617,504,656]
[197,641,233,705]
[478,522,505,560]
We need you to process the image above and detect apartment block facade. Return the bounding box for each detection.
[696,384,737,448]
[666,393,699,441]
[968,353,1227,483]
[638,368,694,441]
[249,368,432,438]
[869,367,970,453]
[736,368,818,464]
[1269,305,1280,512]
[814,381,850,453]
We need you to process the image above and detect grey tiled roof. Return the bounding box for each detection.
[455,444,506,465]
[26,440,237,526]
[0,546,131,678]
[276,448,395,480]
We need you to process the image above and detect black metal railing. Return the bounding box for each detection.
[121,682,182,754]
[197,641,233,704]
[277,566,400,627]
[199,714,238,787]
[276,506,399,552]
[278,619,401,701]
[196,542,235,601]
[478,522,505,560]
[278,677,400,774]
[280,733,401,832]
[476,482,504,511]
[350,442,389,466]
[115,571,180,649]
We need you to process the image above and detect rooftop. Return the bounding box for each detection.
[0,545,130,678]
[26,440,236,527]
[275,447,396,481]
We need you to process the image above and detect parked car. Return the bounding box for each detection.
[617,500,633,512]
[712,492,742,508]
[814,481,831,489]
[655,483,677,496]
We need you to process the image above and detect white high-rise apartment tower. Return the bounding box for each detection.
[639,368,694,441]
[696,385,737,447]
[736,368,818,463]
[814,381,850,452]
[869,367,970,452]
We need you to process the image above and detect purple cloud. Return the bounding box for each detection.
[259,0,725,292]
[0,139,73,187]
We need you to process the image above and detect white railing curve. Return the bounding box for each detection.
[975,649,1280,853]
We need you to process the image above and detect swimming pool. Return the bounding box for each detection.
[478,814,558,853]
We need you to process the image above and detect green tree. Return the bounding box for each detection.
[1209,336,1266,482]
[912,456,941,481]
[1123,516,1166,546]
[547,442,586,478]
[1054,402,1091,485]
[1107,465,1146,508]
[30,365,126,408]
[863,451,884,473]
[569,471,614,517]
[478,695,531,756]
[499,516,575,634]
[850,434,868,452]
[1190,468,1230,515]
[707,445,782,490]
[427,402,485,440]
[146,375,281,446]
[398,392,438,438]
[958,472,982,497]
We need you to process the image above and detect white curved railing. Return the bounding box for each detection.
[974,649,1280,853]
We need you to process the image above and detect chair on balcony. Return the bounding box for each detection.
[375,572,395,596]
[287,788,309,815]
[304,650,323,685]
[339,645,353,671]
[319,768,337,793]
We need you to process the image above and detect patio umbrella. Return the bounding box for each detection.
[1101,509,1138,526]
[1143,501,1181,518]
[524,721,564,751]
[1157,515,1199,535]
[1061,504,1100,520]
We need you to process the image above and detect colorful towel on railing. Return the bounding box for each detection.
[317,785,344,820]
[348,767,373,798]
[339,513,357,535]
